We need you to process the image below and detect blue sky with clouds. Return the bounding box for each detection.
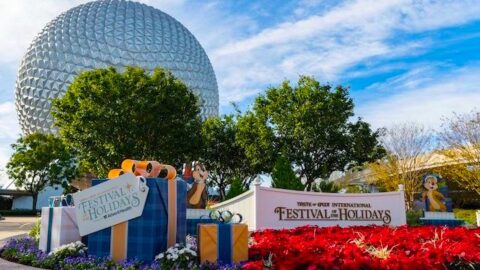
[0,0,479,186]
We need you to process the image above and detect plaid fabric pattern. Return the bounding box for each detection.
[39,207,81,252]
[86,178,187,262]
[186,218,220,236]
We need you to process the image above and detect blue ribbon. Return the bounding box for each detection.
[46,207,53,253]
[217,223,232,263]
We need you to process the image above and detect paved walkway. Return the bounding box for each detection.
[0,216,43,269]
[0,216,38,245]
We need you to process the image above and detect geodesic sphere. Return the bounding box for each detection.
[15,0,218,134]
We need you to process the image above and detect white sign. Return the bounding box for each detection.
[73,173,149,236]
[210,186,407,230]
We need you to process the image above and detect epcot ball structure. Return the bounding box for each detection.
[15,0,218,134]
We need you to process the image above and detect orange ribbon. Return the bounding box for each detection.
[166,168,177,248]
[109,175,128,261]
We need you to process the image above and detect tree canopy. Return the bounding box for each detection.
[201,115,257,200]
[51,67,202,177]
[236,76,385,190]
[367,123,434,209]
[439,111,480,195]
[7,132,77,210]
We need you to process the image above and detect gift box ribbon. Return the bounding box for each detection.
[46,207,53,253]
[209,210,243,224]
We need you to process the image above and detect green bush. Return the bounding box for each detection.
[225,177,247,200]
[271,156,304,191]
[453,208,478,225]
[312,180,340,193]
[49,241,87,261]
[0,210,38,216]
[345,185,368,193]
[28,219,41,242]
[406,210,423,226]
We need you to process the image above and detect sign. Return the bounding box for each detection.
[210,186,406,230]
[73,173,149,236]
[274,202,391,224]
[259,187,406,229]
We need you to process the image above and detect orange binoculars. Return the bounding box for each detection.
[108,159,177,180]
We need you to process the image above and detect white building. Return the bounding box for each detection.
[11,185,64,210]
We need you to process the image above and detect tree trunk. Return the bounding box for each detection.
[32,193,38,211]
[219,186,226,201]
[305,180,313,191]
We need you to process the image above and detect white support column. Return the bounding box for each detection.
[253,175,262,231]
[398,184,407,224]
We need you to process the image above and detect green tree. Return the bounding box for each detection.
[271,156,303,190]
[51,67,202,177]
[225,177,248,200]
[201,115,257,200]
[313,180,340,193]
[237,76,384,190]
[6,132,77,210]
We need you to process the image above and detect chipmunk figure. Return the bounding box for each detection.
[185,162,209,209]
[422,174,447,212]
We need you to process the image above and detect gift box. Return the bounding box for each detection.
[86,177,187,262]
[39,206,81,253]
[198,223,248,264]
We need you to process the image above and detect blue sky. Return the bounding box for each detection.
[0,0,480,186]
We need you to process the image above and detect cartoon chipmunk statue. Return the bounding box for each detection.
[185,162,209,209]
[422,174,447,212]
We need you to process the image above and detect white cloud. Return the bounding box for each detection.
[398,0,480,31]
[215,0,403,56]
[4,0,479,107]
[0,1,91,65]
[356,65,480,129]
[211,0,480,105]
[0,101,20,187]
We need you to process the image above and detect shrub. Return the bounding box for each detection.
[406,209,423,226]
[453,208,477,225]
[271,156,303,191]
[49,241,87,260]
[154,243,197,269]
[225,177,248,200]
[28,219,41,242]
[0,210,38,216]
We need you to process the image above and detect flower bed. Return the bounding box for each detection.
[244,225,480,270]
[0,236,242,270]
[2,226,480,269]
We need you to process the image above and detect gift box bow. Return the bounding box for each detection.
[108,159,177,179]
[208,210,243,224]
[48,194,74,207]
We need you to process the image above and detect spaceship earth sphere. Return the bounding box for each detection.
[15,0,219,134]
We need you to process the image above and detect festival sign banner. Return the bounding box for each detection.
[72,173,149,236]
[210,185,407,230]
[258,186,407,229]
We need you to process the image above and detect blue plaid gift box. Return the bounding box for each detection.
[86,178,187,262]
